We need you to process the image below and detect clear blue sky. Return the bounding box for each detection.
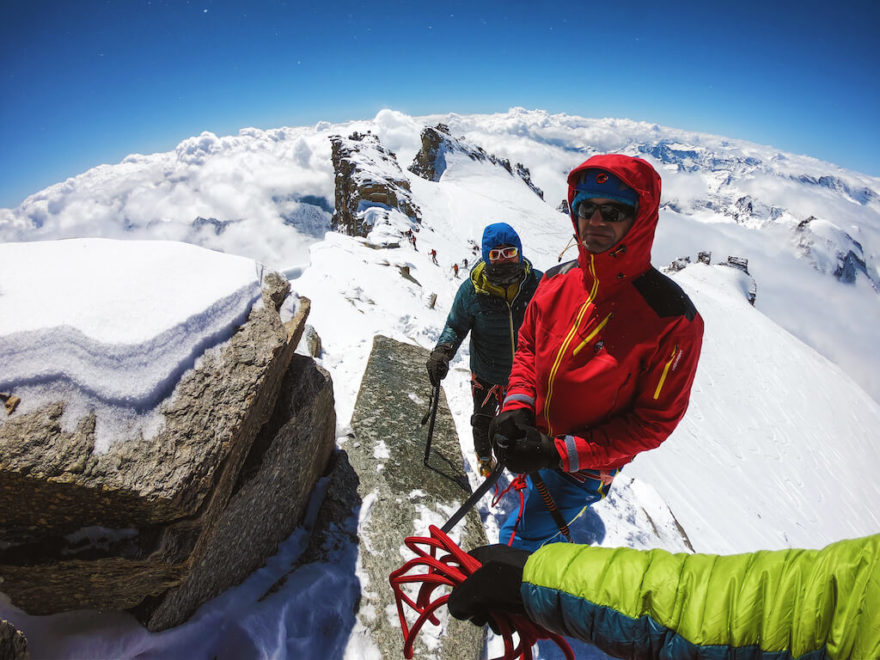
[2,0,879,208]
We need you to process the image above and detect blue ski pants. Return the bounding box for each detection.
[499,467,618,552]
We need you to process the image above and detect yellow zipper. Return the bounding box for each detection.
[543,255,600,434]
[653,344,679,400]
[572,312,613,356]
[507,301,515,363]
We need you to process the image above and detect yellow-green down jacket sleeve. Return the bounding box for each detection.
[521,534,880,659]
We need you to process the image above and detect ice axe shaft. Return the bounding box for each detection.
[422,383,441,465]
[440,461,504,534]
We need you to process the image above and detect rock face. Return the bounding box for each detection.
[408,123,544,200]
[0,280,336,631]
[329,131,421,237]
[0,619,29,660]
[795,216,875,288]
[346,335,487,659]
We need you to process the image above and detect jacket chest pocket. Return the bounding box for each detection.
[571,311,613,358]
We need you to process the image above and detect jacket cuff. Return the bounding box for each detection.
[556,434,587,472]
[501,392,535,412]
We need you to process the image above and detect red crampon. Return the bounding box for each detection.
[388,524,574,660]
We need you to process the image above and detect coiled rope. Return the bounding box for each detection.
[388,524,574,660]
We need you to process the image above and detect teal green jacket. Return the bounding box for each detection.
[437,259,542,385]
[522,535,880,659]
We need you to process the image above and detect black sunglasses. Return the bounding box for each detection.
[576,201,634,223]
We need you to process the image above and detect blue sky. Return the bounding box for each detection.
[2,0,879,208]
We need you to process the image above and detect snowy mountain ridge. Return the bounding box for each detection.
[2,108,879,400]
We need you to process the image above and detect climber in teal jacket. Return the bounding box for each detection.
[448,534,880,658]
[426,222,542,476]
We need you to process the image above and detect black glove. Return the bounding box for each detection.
[447,544,530,630]
[490,409,559,473]
[426,343,455,386]
[488,408,536,444]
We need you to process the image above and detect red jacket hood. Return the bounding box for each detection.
[567,155,661,298]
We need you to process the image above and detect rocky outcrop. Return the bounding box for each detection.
[0,619,29,660]
[408,124,544,200]
[0,280,336,631]
[345,335,487,659]
[796,216,876,288]
[329,131,421,237]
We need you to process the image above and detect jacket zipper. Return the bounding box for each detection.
[506,300,515,362]
[506,278,526,363]
[572,312,613,356]
[543,254,599,434]
[653,344,679,400]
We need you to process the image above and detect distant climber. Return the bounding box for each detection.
[452,263,459,278]
[431,249,439,266]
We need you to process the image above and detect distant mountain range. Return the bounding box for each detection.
[1,107,877,401]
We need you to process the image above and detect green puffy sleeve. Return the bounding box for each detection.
[522,534,880,659]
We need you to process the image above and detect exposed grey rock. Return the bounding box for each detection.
[0,394,19,416]
[795,216,876,288]
[303,324,322,357]
[0,619,29,660]
[346,335,487,659]
[396,264,421,286]
[190,216,241,236]
[724,256,750,274]
[408,123,451,181]
[0,284,336,632]
[408,124,544,200]
[667,256,691,272]
[140,353,336,630]
[262,270,291,311]
[329,131,421,237]
[259,448,361,600]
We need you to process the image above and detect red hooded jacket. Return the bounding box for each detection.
[501,155,704,471]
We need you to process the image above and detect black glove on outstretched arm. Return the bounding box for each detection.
[426,343,455,386]
[447,544,531,631]
[490,408,560,473]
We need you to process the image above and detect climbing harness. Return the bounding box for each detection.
[493,474,529,546]
[389,524,574,660]
[494,472,573,546]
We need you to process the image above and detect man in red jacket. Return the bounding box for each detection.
[490,154,704,550]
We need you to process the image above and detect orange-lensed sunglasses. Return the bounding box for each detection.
[488,246,518,261]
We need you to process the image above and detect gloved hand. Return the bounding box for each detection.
[490,409,560,473]
[488,408,536,444]
[447,544,531,631]
[426,343,455,386]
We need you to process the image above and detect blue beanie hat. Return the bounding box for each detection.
[481,222,523,263]
[572,169,639,211]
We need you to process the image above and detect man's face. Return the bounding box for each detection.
[576,198,636,254]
